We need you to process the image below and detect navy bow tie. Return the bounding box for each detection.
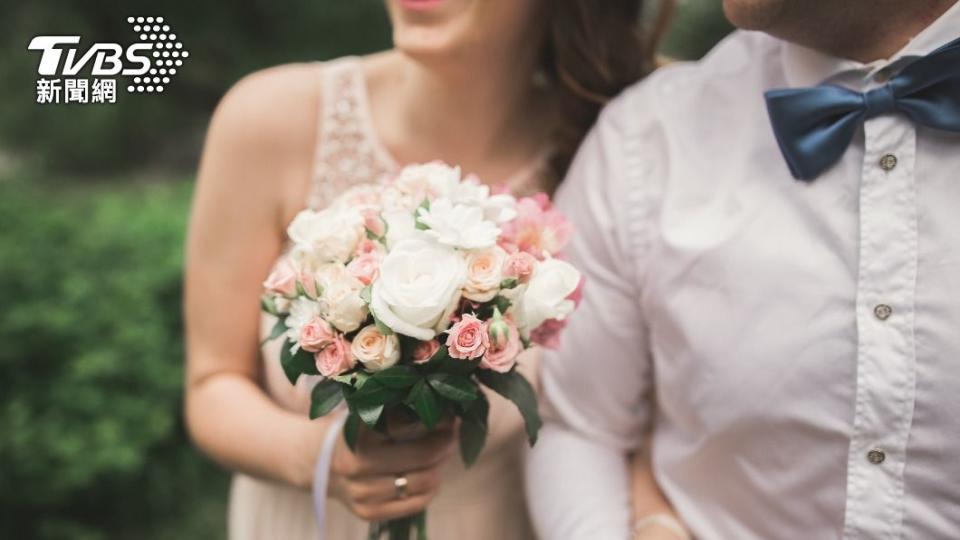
[765,36,960,181]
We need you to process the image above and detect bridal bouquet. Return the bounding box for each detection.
[261,162,582,539]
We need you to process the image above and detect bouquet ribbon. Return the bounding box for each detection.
[312,412,347,539]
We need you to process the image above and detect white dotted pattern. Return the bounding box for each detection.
[126,15,188,94]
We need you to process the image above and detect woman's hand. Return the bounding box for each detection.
[328,421,456,522]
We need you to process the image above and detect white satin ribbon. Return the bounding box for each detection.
[312,413,347,539]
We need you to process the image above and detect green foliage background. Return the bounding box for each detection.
[0,1,730,538]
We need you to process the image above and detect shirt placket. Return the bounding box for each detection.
[842,111,919,539]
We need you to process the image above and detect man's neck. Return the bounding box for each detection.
[782,0,957,63]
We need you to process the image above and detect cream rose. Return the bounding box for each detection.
[370,237,466,340]
[320,272,368,333]
[462,246,507,302]
[351,325,401,372]
[287,207,365,265]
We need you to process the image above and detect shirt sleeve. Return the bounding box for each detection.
[526,89,659,540]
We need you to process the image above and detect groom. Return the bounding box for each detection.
[527,1,960,538]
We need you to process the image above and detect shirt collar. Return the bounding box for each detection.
[781,1,960,88]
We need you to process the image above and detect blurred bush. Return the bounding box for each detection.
[0,177,225,539]
[1,0,392,175]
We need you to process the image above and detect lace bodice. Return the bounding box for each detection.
[307,57,397,210]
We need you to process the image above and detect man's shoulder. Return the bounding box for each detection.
[603,30,784,133]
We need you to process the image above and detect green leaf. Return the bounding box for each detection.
[493,295,512,315]
[310,379,343,419]
[458,392,489,467]
[359,285,372,304]
[343,413,361,452]
[348,379,405,408]
[357,403,385,426]
[279,340,318,385]
[261,318,288,346]
[260,295,279,316]
[406,380,441,430]
[426,373,478,403]
[372,365,420,389]
[477,370,541,445]
[422,349,481,376]
[414,198,431,231]
[499,277,518,290]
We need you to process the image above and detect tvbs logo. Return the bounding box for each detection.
[28,16,189,104]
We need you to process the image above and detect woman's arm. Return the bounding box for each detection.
[630,446,690,540]
[184,64,328,488]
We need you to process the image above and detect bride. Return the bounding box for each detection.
[184,0,673,537]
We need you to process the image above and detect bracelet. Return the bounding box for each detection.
[632,513,692,540]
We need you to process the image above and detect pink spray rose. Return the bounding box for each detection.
[361,208,387,238]
[445,314,489,360]
[314,335,355,377]
[299,315,335,353]
[346,252,381,286]
[501,251,538,284]
[263,258,298,297]
[481,316,521,373]
[412,339,441,364]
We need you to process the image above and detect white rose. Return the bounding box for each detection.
[370,237,467,340]
[417,199,501,250]
[517,258,581,335]
[287,207,365,265]
[351,325,401,372]
[462,246,507,302]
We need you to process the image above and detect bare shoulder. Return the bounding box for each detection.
[205,62,323,166]
[196,62,327,220]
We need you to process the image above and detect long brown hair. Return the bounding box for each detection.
[542,0,675,184]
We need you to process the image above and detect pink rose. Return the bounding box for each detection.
[412,339,440,364]
[315,335,355,377]
[299,316,335,353]
[445,314,489,360]
[298,268,320,298]
[346,252,381,286]
[361,208,386,238]
[351,325,400,372]
[568,274,585,307]
[529,318,566,349]
[502,251,538,284]
[481,317,521,373]
[263,258,298,297]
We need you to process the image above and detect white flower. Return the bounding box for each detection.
[517,258,581,335]
[287,207,365,265]
[382,163,461,212]
[417,199,501,250]
[317,267,368,333]
[351,325,401,372]
[462,246,507,302]
[450,178,517,223]
[284,297,323,346]
[370,237,467,340]
[382,209,421,249]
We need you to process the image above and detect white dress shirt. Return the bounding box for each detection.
[527,5,960,539]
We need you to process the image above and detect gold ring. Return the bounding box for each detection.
[393,474,408,500]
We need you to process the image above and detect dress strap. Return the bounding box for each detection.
[307,57,395,210]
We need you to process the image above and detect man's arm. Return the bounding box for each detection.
[526,91,659,539]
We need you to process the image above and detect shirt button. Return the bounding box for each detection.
[879,154,898,171]
[867,448,886,465]
[874,304,893,320]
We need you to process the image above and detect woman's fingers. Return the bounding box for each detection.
[344,467,443,503]
[352,492,436,523]
[356,427,456,476]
